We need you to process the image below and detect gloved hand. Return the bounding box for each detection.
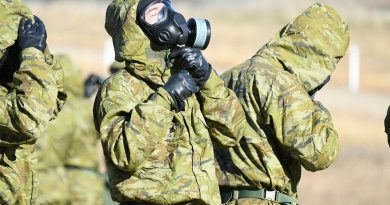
[18,16,47,52]
[84,74,104,98]
[163,70,199,111]
[169,47,211,88]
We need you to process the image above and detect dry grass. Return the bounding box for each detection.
[26,1,390,204]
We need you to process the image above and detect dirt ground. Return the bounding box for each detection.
[26,1,390,204]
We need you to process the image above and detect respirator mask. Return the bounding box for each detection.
[136,0,211,50]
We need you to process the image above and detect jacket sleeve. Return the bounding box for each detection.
[93,74,175,173]
[199,69,248,147]
[0,48,59,145]
[43,48,67,119]
[267,79,339,172]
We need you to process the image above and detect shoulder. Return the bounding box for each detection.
[99,68,153,100]
[245,62,304,96]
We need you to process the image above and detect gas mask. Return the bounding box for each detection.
[136,0,211,50]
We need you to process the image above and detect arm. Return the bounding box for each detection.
[0,47,58,145]
[43,48,67,119]
[199,69,247,147]
[169,47,247,147]
[94,73,175,173]
[269,80,339,171]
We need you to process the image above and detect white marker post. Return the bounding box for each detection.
[348,44,360,93]
[104,38,115,71]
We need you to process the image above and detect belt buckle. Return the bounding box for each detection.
[221,190,239,204]
[265,190,277,201]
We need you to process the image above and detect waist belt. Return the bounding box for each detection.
[220,188,297,205]
[64,165,101,176]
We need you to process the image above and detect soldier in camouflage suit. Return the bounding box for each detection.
[36,55,104,205]
[93,0,249,204]
[217,3,350,205]
[385,106,390,147]
[0,0,66,204]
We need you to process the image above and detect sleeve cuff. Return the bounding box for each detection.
[21,47,45,61]
[201,69,225,96]
[149,87,174,110]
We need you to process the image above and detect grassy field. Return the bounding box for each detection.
[26,1,390,204]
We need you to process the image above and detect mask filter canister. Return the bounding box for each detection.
[186,18,211,50]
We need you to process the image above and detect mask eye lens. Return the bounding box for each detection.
[144,2,167,25]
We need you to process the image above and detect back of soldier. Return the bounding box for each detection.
[35,55,104,205]
[219,3,349,204]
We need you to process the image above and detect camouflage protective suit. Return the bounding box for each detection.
[0,0,66,204]
[385,106,390,147]
[218,3,350,204]
[93,0,249,204]
[36,55,104,205]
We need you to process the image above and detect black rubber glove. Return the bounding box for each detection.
[169,47,212,88]
[84,74,104,98]
[18,16,47,52]
[163,70,199,111]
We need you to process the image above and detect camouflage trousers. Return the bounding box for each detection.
[36,166,69,205]
[0,145,38,205]
[36,166,104,205]
[66,167,104,205]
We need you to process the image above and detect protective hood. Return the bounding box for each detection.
[105,0,170,86]
[0,0,33,58]
[56,54,83,97]
[258,3,350,92]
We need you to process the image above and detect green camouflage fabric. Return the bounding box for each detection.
[385,106,390,147]
[94,0,248,204]
[35,167,69,205]
[0,0,31,56]
[0,2,66,204]
[67,169,104,205]
[218,3,350,201]
[36,55,103,205]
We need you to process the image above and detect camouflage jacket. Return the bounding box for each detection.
[94,1,247,204]
[218,3,350,198]
[0,48,66,204]
[36,55,99,171]
[0,1,66,204]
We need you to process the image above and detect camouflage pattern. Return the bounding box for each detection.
[67,169,104,205]
[385,106,390,147]
[218,2,350,201]
[0,1,67,203]
[35,167,69,205]
[36,55,103,205]
[94,0,248,204]
[0,0,32,55]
